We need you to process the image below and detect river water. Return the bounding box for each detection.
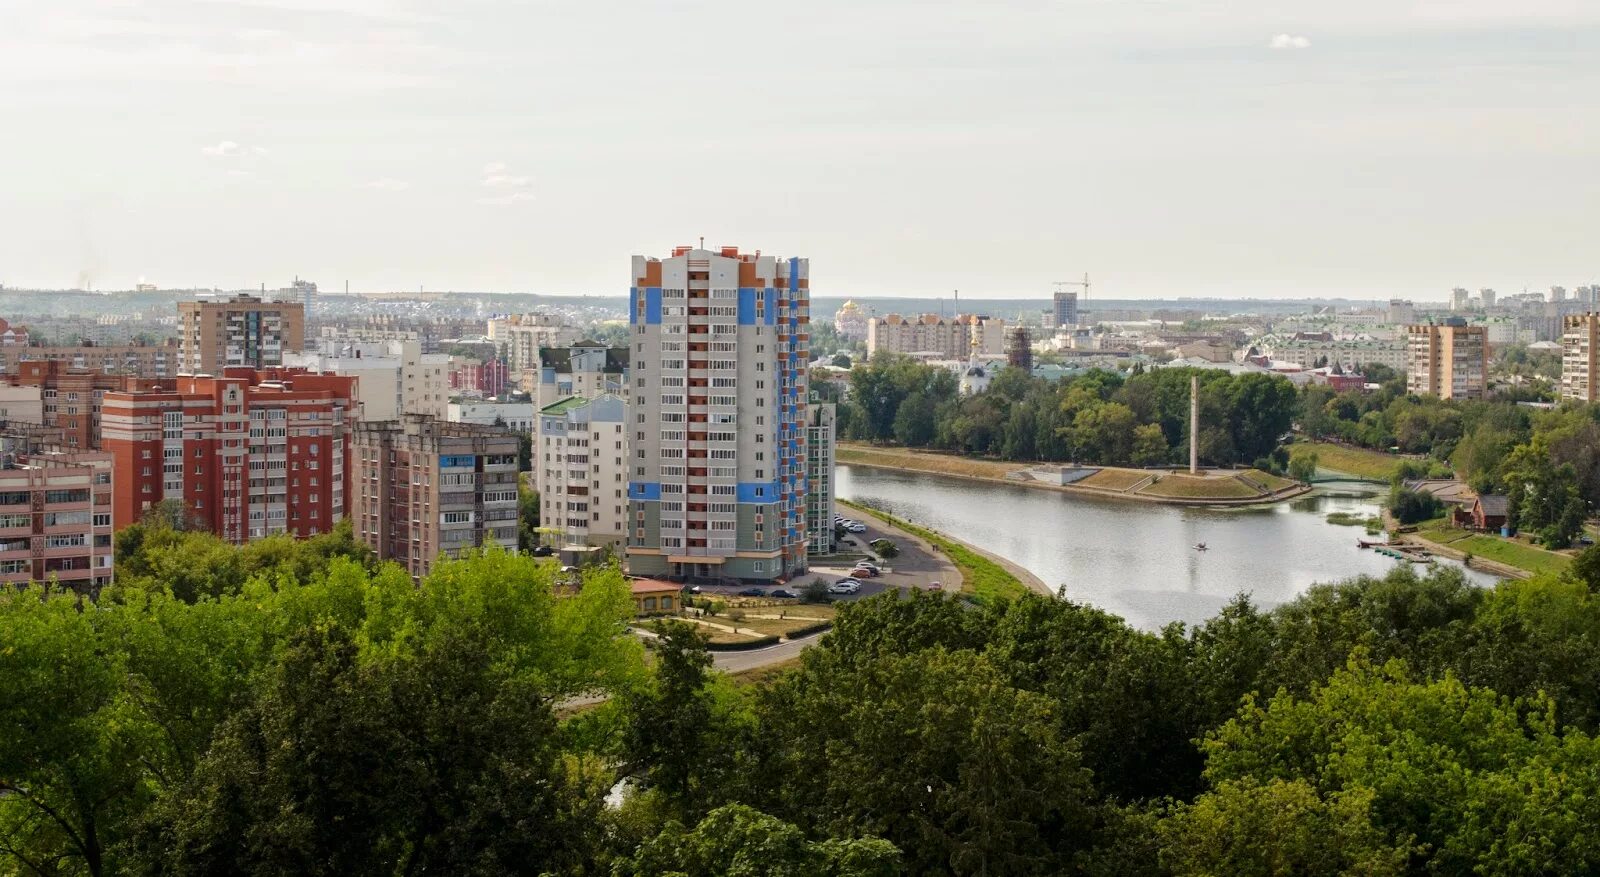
[836,465,1500,631]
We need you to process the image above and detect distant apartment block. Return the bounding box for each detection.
[627,245,811,584]
[101,369,356,541]
[1053,291,1079,328]
[1405,322,1488,400]
[1560,313,1600,403]
[2,362,153,450]
[447,400,535,433]
[448,356,509,398]
[283,340,450,421]
[529,342,629,408]
[487,313,583,371]
[805,401,836,555]
[0,318,30,347]
[352,415,520,580]
[866,313,1006,359]
[1255,336,1407,372]
[1385,299,1416,326]
[178,294,305,374]
[0,341,180,378]
[0,432,115,593]
[535,394,627,549]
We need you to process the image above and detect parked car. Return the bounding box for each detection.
[771,589,798,599]
[736,587,766,597]
[685,585,702,595]
[531,545,554,557]
[827,581,860,595]
[833,577,861,587]
[853,561,881,573]
[849,566,879,578]
[846,522,868,533]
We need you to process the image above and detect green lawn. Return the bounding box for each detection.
[1140,474,1260,499]
[839,499,1029,605]
[1299,442,1404,481]
[1415,518,1572,575]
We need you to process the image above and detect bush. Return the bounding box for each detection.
[1287,449,1318,483]
[871,538,900,559]
[728,609,745,624]
[1388,487,1444,525]
[802,579,833,604]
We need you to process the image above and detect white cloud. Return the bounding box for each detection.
[201,140,268,158]
[477,161,533,203]
[364,177,410,191]
[1269,33,1311,50]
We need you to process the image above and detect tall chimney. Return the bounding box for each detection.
[1189,375,1200,475]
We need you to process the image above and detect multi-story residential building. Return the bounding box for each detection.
[528,342,629,408]
[535,394,627,549]
[352,415,520,580]
[0,317,30,347]
[0,430,115,593]
[805,401,836,555]
[177,294,305,374]
[0,386,43,426]
[282,339,450,421]
[1386,299,1416,326]
[1253,335,1408,372]
[487,313,583,371]
[1560,313,1600,403]
[1,361,152,449]
[1405,322,1488,400]
[101,369,356,540]
[447,400,536,433]
[626,245,811,584]
[448,356,509,398]
[1053,291,1079,328]
[1481,288,1497,310]
[866,313,1007,359]
[0,341,180,378]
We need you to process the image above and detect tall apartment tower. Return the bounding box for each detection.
[805,401,836,555]
[352,415,520,580]
[1053,291,1079,328]
[1560,313,1600,402]
[1405,321,1488,400]
[1480,288,1497,310]
[101,369,355,541]
[535,393,628,550]
[177,294,305,374]
[626,246,810,584]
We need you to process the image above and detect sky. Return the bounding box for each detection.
[1,0,1597,300]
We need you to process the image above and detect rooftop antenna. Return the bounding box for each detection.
[699,235,704,249]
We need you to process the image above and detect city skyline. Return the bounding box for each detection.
[3,0,1598,299]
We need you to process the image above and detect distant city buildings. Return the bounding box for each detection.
[1405,322,1487,400]
[0,340,179,378]
[1253,333,1407,372]
[0,361,152,449]
[282,339,450,421]
[0,318,29,347]
[1560,313,1600,403]
[447,399,535,433]
[487,313,583,371]
[178,294,305,373]
[528,342,628,408]
[866,313,1006,359]
[352,414,519,580]
[626,245,811,584]
[535,393,627,550]
[448,356,510,398]
[1386,299,1416,325]
[101,369,356,541]
[1053,290,1079,328]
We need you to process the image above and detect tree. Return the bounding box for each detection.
[1131,423,1168,467]
[518,480,541,551]
[1288,448,1319,483]
[891,391,938,447]
[616,804,902,877]
[1387,487,1443,525]
[869,538,899,559]
[831,353,852,369]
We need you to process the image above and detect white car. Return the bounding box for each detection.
[828,580,861,595]
[846,522,867,533]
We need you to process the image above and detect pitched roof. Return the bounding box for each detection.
[1475,494,1510,517]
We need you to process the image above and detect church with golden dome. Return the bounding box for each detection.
[833,299,868,341]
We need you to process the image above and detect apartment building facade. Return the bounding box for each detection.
[866,313,1007,359]
[626,245,811,584]
[805,401,836,555]
[1405,322,1488,400]
[101,369,356,541]
[352,415,520,580]
[0,341,180,378]
[487,313,584,371]
[1560,313,1600,402]
[2,361,153,449]
[0,430,115,593]
[178,294,306,374]
[282,339,450,421]
[528,342,629,408]
[535,394,627,549]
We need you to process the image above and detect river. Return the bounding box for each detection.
[836,465,1500,630]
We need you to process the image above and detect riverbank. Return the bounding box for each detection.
[837,443,1312,507]
[840,498,1048,603]
[1297,441,1407,482]
[1395,518,1572,579]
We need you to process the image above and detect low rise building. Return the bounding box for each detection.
[447,399,536,433]
[352,415,520,580]
[866,313,1007,359]
[535,394,627,549]
[0,341,180,378]
[283,340,450,421]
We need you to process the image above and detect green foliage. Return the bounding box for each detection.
[616,804,901,877]
[1288,447,1318,482]
[518,479,540,551]
[1387,486,1444,524]
[868,537,898,559]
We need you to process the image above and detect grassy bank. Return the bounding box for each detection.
[1298,441,1404,481]
[836,444,1027,480]
[840,499,1029,605]
[1414,518,1572,576]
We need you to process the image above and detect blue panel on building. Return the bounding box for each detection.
[764,288,777,325]
[738,287,758,325]
[645,287,663,324]
[628,482,661,501]
[737,481,780,503]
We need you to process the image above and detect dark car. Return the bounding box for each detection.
[770,589,798,599]
[737,588,766,597]
[531,545,554,557]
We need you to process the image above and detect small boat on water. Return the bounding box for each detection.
[1194,542,1208,552]
[1357,538,1387,548]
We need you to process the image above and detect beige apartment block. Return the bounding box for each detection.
[178,294,305,374]
[1405,322,1487,400]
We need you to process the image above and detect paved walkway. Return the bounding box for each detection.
[841,501,1052,597]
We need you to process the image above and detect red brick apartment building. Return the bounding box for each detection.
[100,369,356,542]
[0,434,115,593]
[1,360,155,450]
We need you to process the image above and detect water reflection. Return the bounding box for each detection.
[837,466,1500,631]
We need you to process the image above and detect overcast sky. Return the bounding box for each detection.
[2,0,1597,300]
